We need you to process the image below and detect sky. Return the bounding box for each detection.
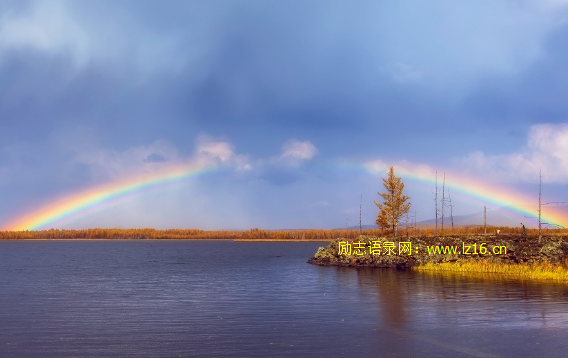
[2,0,568,230]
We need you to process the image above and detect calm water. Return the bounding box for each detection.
[1,240,567,358]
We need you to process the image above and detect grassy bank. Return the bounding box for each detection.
[414,261,568,283]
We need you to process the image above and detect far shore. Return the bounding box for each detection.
[2,238,331,242]
[2,227,566,241]
[0,228,368,241]
[233,239,331,242]
[3,238,235,241]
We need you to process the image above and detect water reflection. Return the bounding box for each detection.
[412,270,568,329]
[358,269,408,326]
[332,267,568,357]
[346,267,568,329]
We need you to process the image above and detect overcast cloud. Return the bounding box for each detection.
[1,0,568,229]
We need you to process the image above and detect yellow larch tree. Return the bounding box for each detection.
[374,166,411,236]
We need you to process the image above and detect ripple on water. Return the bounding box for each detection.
[0,240,567,358]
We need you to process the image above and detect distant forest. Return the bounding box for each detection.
[1,226,566,240]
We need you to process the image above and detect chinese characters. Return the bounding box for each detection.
[338,241,412,256]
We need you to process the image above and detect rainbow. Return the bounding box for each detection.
[364,160,567,228]
[4,158,566,231]
[5,159,217,231]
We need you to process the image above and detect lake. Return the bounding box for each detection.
[1,240,567,357]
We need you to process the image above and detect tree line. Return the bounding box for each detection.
[0,226,558,241]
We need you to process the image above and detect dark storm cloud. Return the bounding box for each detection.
[160,0,556,160]
[2,0,554,156]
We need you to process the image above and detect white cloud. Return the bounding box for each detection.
[280,139,318,161]
[0,1,195,75]
[58,135,320,188]
[196,138,235,163]
[0,1,89,66]
[70,134,257,182]
[455,123,568,183]
[364,158,436,179]
[195,135,251,170]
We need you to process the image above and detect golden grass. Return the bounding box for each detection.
[414,261,568,283]
[233,239,331,242]
[2,226,568,241]
[0,228,383,241]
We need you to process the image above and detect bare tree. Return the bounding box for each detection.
[359,194,362,233]
[447,188,454,234]
[434,171,438,235]
[441,173,446,235]
[484,206,487,234]
[538,169,542,241]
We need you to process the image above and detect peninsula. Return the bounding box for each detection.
[308,234,568,282]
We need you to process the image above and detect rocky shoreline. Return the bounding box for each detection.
[308,235,568,269]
